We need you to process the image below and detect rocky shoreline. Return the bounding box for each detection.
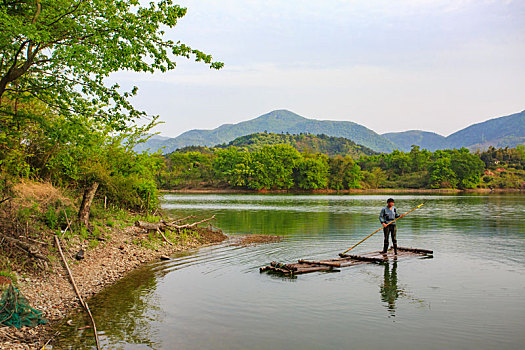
[0,224,227,349]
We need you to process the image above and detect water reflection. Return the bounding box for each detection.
[380,260,399,317]
[54,266,164,349]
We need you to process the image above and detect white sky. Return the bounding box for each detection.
[116,0,525,137]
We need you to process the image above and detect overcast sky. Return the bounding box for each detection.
[116,0,525,137]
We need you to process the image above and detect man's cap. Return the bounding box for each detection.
[387,198,395,203]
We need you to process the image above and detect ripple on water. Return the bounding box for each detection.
[53,194,525,350]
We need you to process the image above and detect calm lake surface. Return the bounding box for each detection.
[55,194,525,349]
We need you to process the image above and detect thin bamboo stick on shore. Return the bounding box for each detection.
[54,235,100,350]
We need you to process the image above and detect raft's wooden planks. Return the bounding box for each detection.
[264,266,293,274]
[397,246,433,254]
[298,259,343,267]
[339,254,386,263]
[293,265,335,274]
[261,264,333,274]
[260,247,433,275]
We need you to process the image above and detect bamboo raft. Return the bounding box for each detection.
[260,247,433,275]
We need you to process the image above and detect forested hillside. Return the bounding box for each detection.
[219,132,378,157]
[158,144,525,191]
[382,130,447,152]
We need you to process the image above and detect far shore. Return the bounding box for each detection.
[161,188,524,195]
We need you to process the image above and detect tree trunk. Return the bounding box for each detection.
[78,182,99,227]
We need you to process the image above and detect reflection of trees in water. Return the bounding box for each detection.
[54,266,165,349]
[380,260,398,317]
[210,209,373,236]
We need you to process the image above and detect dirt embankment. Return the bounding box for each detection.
[0,223,227,349]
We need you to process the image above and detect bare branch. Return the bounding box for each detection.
[169,215,216,230]
[156,228,173,245]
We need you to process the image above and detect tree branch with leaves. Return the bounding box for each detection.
[0,0,223,129]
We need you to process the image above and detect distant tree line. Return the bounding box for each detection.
[157,144,525,190]
[157,145,361,190]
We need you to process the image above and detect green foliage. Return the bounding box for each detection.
[449,148,485,189]
[362,167,387,189]
[220,132,377,158]
[100,141,164,211]
[0,270,17,285]
[409,146,431,172]
[429,156,457,189]
[387,150,411,175]
[0,1,222,219]
[158,151,214,188]
[213,145,303,190]
[517,145,525,160]
[477,146,525,170]
[42,207,60,229]
[490,170,525,189]
[160,143,524,190]
[359,146,491,189]
[249,145,300,190]
[294,154,329,190]
[213,147,252,188]
[0,0,222,130]
[328,156,363,190]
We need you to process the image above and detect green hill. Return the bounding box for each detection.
[133,134,171,153]
[446,110,525,150]
[214,132,378,158]
[382,110,525,151]
[382,130,448,152]
[154,110,396,153]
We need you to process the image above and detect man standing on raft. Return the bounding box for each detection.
[379,198,400,255]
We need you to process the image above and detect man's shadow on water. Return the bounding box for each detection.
[380,259,398,317]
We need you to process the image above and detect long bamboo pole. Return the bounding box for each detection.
[340,202,425,256]
[54,235,101,350]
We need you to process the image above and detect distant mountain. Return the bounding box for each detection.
[134,134,171,153]
[383,110,525,151]
[215,132,378,158]
[446,110,525,150]
[138,109,525,154]
[145,110,396,153]
[382,130,447,152]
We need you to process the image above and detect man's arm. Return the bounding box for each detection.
[379,208,387,227]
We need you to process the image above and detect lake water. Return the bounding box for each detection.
[54,194,525,349]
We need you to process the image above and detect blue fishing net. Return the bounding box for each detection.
[0,284,47,329]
